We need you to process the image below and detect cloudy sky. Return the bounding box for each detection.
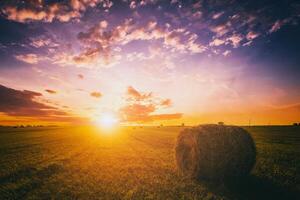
[0,0,299,125]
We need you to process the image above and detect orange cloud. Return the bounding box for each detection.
[127,86,152,101]
[1,0,113,23]
[120,103,182,122]
[45,89,57,94]
[120,86,182,122]
[73,47,107,65]
[120,103,155,122]
[160,99,172,107]
[90,91,102,98]
[2,5,77,23]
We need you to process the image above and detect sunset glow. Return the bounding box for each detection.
[96,113,119,128]
[0,1,299,126]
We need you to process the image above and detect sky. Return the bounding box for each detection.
[0,0,299,126]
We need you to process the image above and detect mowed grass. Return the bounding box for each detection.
[0,126,299,199]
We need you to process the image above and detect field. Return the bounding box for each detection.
[0,126,299,199]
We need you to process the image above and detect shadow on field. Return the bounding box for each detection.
[202,175,299,200]
[0,163,63,199]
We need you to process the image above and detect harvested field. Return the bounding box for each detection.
[0,126,299,199]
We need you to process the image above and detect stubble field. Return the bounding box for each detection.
[0,126,299,199]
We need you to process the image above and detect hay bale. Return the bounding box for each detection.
[175,124,256,180]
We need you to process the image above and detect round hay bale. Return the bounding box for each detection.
[175,124,256,180]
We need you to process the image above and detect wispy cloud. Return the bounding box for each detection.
[74,18,205,66]
[30,37,59,48]
[45,89,57,94]
[14,54,39,64]
[269,18,291,33]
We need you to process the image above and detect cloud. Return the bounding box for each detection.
[209,38,225,47]
[30,37,59,48]
[51,44,122,69]
[120,103,182,122]
[52,51,121,69]
[160,99,172,107]
[127,0,157,9]
[127,86,152,101]
[73,48,103,64]
[0,84,65,118]
[99,20,108,28]
[2,4,77,23]
[45,89,57,94]
[246,31,260,40]
[210,24,230,37]
[212,11,224,19]
[205,2,299,49]
[222,50,231,56]
[74,18,205,65]
[269,18,291,33]
[126,52,148,61]
[226,34,244,48]
[1,0,113,23]
[120,86,182,122]
[170,0,179,4]
[14,54,39,64]
[78,74,84,79]
[269,21,281,33]
[120,103,155,122]
[129,1,137,9]
[90,91,102,98]
[30,38,51,48]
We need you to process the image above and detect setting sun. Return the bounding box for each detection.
[0,0,299,199]
[96,113,119,128]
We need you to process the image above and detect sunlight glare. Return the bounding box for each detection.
[97,113,119,129]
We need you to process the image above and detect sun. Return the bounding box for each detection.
[97,113,119,128]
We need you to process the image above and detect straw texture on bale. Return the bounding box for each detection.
[175,125,256,180]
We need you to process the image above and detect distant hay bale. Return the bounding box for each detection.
[175,124,256,180]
